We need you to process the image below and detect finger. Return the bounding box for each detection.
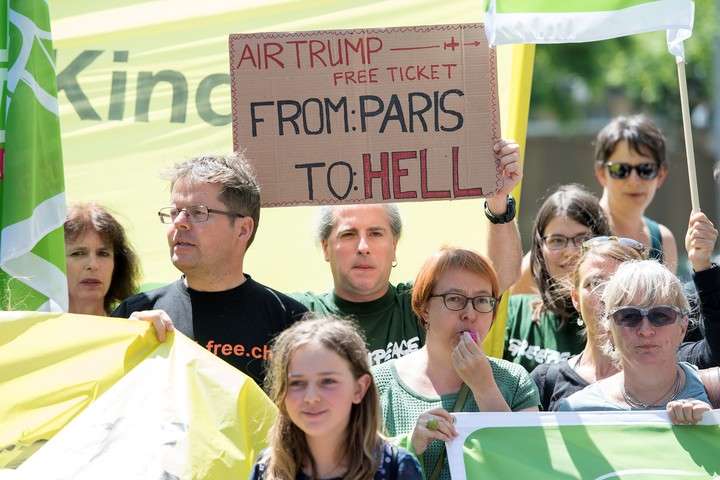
[424,428,454,443]
[427,408,455,424]
[688,211,709,226]
[498,156,520,174]
[493,139,510,152]
[453,338,475,363]
[419,416,454,440]
[428,417,455,438]
[679,403,696,424]
[495,144,519,160]
[691,403,711,424]
[455,335,472,356]
[496,140,518,153]
[464,333,483,352]
[667,401,688,424]
[497,149,519,164]
[689,238,714,250]
[152,317,167,342]
[160,312,175,332]
[690,225,717,238]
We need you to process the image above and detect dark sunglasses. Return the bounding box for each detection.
[609,305,685,328]
[581,236,647,256]
[605,162,659,180]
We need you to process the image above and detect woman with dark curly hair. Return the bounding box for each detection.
[64,203,140,315]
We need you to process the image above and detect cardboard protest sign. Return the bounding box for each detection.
[229,24,500,207]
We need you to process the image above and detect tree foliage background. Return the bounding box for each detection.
[530,1,719,123]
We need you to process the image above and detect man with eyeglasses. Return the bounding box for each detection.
[291,139,524,366]
[593,114,678,272]
[113,153,307,386]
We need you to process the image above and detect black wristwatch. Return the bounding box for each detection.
[484,196,516,224]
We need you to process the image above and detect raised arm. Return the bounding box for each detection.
[677,211,720,368]
[486,139,523,293]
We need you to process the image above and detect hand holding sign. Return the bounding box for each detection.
[487,139,521,214]
[685,211,718,272]
[411,407,457,455]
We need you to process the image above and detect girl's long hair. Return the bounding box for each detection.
[263,315,382,480]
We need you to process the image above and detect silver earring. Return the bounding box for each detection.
[392,260,398,268]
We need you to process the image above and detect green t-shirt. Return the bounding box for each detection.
[292,282,425,366]
[372,357,540,480]
[504,294,585,372]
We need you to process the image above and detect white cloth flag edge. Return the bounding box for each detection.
[486,0,694,60]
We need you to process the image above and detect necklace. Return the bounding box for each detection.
[621,366,682,409]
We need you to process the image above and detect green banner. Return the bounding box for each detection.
[0,0,67,311]
[448,411,720,479]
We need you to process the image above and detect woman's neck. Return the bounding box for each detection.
[306,432,346,479]
[600,193,644,233]
[424,340,463,394]
[68,297,106,316]
[619,362,681,405]
[574,342,618,383]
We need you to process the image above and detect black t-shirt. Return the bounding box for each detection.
[531,360,588,412]
[112,275,307,386]
[679,264,720,368]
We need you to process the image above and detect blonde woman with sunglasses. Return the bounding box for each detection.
[534,210,720,410]
[531,236,643,411]
[557,260,709,411]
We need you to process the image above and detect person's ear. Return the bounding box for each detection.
[420,302,431,329]
[321,239,331,262]
[680,316,689,338]
[353,373,372,404]
[594,163,608,188]
[237,217,254,243]
[656,165,669,188]
[571,286,581,312]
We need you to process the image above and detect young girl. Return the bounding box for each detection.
[251,315,422,480]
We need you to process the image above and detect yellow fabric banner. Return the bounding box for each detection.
[0,312,276,478]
